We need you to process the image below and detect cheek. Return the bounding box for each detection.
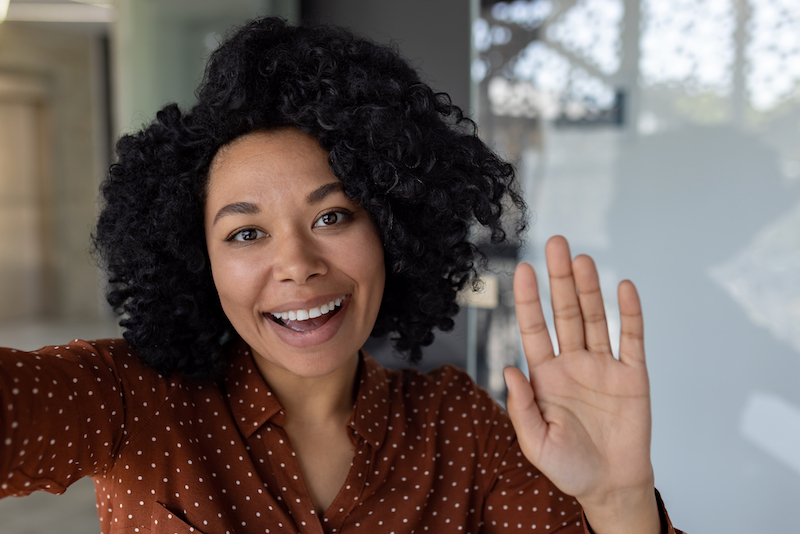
[208,251,262,314]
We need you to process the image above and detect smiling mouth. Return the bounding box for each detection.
[266,297,346,333]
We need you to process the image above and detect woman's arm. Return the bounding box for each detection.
[0,340,128,497]
[504,236,663,534]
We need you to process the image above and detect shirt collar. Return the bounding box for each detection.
[349,352,391,449]
[225,342,391,447]
[225,340,284,438]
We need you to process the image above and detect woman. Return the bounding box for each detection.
[0,17,680,534]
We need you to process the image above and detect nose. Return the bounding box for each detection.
[271,231,328,284]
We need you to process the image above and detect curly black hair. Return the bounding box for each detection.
[94,16,526,378]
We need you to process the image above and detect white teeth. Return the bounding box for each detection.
[271,297,345,322]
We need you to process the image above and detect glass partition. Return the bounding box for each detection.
[473,1,800,531]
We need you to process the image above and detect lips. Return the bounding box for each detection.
[266,296,346,333]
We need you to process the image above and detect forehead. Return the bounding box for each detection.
[206,128,337,201]
[210,128,327,176]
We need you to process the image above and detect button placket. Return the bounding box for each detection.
[320,436,370,533]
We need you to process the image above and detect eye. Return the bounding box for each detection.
[313,210,353,228]
[227,228,267,242]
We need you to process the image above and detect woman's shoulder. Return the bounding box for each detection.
[380,361,508,422]
[374,361,522,484]
[1,337,217,398]
[1,337,141,372]
[42,338,165,379]
[394,363,477,393]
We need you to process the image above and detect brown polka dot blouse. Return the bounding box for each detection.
[0,339,680,533]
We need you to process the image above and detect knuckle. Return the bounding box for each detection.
[578,285,602,298]
[515,294,541,307]
[582,310,607,325]
[519,320,549,337]
[553,304,582,322]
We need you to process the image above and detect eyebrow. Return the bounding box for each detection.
[212,201,260,226]
[212,182,345,226]
[307,182,344,204]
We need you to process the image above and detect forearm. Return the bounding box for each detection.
[0,342,125,496]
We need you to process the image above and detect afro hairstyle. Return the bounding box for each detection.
[93,16,526,378]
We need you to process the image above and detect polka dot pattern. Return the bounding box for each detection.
[0,339,680,534]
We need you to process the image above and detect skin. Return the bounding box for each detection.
[204,128,386,513]
[505,236,661,534]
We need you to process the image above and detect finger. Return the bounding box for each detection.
[545,236,585,353]
[573,254,613,356]
[618,280,646,365]
[504,366,547,457]
[514,262,555,369]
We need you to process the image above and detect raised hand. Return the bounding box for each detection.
[504,236,661,534]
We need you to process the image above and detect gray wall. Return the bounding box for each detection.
[303,0,472,114]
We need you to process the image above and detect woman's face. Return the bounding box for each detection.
[204,128,385,380]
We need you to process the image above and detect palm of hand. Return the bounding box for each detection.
[519,343,652,500]
[504,236,654,506]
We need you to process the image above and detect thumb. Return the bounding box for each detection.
[504,366,547,456]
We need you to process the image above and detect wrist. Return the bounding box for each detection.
[580,484,661,534]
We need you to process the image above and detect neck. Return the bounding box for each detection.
[254,352,360,426]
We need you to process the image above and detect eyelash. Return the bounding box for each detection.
[225,228,267,242]
[224,209,354,242]
[314,209,354,227]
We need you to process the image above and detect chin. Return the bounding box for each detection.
[255,345,360,380]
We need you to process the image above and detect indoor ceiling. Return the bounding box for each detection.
[4,0,273,28]
[5,0,114,23]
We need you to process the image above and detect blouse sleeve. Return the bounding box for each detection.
[0,339,131,497]
[478,413,585,533]
[579,490,684,534]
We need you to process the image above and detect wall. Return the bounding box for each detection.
[303,0,472,114]
[112,0,297,135]
[0,23,106,320]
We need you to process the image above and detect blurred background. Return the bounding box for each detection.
[1,0,799,532]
